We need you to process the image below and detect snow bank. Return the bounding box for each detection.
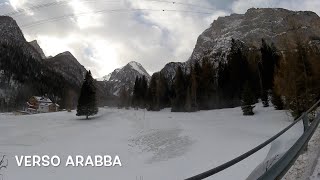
[284,124,320,180]
[247,121,303,179]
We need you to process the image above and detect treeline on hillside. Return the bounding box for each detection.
[0,43,80,111]
[118,38,320,117]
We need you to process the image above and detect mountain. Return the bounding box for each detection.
[160,8,320,81]
[190,8,320,63]
[29,40,46,59]
[101,61,150,96]
[44,51,87,87]
[0,16,42,61]
[97,74,111,81]
[0,16,83,111]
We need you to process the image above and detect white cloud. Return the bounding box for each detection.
[9,0,27,9]
[68,0,103,29]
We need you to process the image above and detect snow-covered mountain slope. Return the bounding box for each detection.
[189,8,320,64]
[0,16,43,61]
[44,51,87,87]
[97,74,111,81]
[160,8,320,81]
[159,62,187,83]
[100,61,150,96]
[29,40,46,59]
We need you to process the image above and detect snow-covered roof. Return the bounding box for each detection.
[39,103,59,107]
[33,96,52,103]
[39,103,52,107]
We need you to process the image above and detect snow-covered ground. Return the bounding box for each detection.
[0,104,300,180]
[306,125,320,180]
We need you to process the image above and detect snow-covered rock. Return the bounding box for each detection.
[101,61,150,96]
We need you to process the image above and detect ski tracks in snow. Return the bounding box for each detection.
[127,110,194,163]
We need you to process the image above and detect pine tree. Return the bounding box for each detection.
[157,73,170,109]
[261,89,269,107]
[184,86,192,112]
[198,58,215,110]
[227,39,251,107]
[132,76,139,108]
[260,39,280,107]
[119,86,130,109]
[140,76,148,108]
[147,73,160,111]
[217,61,230,108]
[271,90,284,110]
[76,71,98,119]
[132,75,148,109]
[171,66,186,112]
[194,61,202,108]
[190,66,198,111]
[241,81,256,115]
[274,41,316,118]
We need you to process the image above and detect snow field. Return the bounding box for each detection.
[0,104,298,180]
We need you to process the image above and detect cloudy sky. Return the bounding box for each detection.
[0,0,319,78]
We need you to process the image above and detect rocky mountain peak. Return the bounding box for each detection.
[101,61,150,96]
[0,16,43,60]
[29,40,46,59]
[0,16,25,42]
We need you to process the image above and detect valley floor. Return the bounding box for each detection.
[0,104,301,180]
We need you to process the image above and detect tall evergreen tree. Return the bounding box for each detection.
[241,81,256,115]
[227,39,251,107]
[140,75,148,108]
[198,58,215,109]
[132,76,140,108]
[271,89,284,110]
[171,66,186,112]
[184,66,198,112]
[194,61,202,107]
[147,73,160,111]
[76,71,98,119]
[119,86,130,109]
[260,39,280,107]
[157,73,170,109]
[190,66,198,111]
[184,86,192,112]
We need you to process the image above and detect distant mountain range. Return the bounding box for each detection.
[99,8,320,86]
[1,8,320,110]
